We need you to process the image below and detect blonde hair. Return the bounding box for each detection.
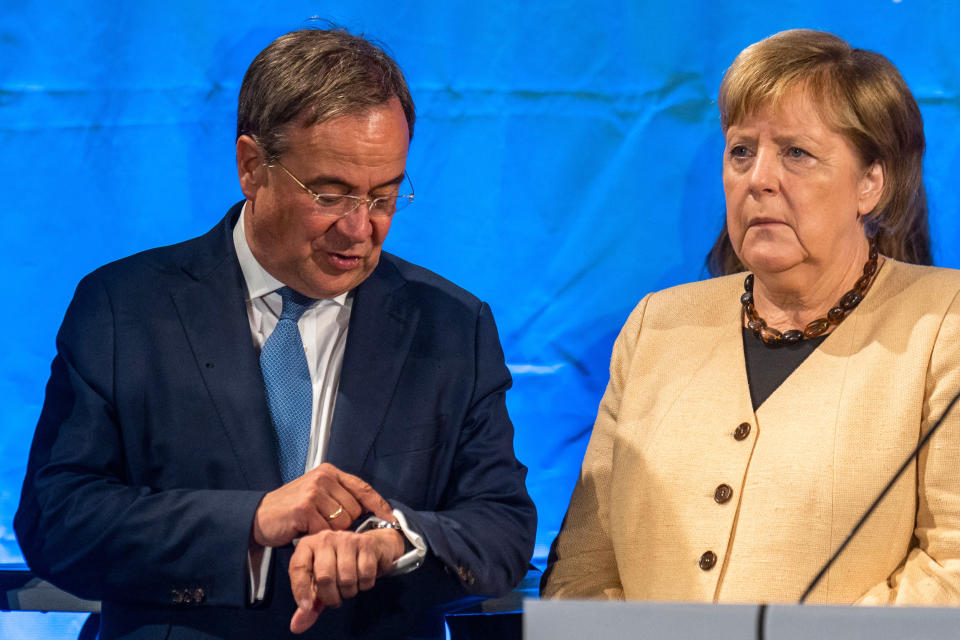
[708,29,930,275]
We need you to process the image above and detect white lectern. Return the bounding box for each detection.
[525,599,960,640]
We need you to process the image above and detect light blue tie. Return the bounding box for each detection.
[261,286,314,483]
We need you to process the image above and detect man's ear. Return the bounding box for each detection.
[858,161,885,216]
[237,135,266,200]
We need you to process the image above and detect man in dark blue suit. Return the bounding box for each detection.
[15,28,536,639]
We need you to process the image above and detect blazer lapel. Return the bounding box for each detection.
[672,286,756,433]
[169,205,282,490]
[327,255,420,474]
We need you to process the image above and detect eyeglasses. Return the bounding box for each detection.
[268,160,414,218]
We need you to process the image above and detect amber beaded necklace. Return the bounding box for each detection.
[741,242,880,346]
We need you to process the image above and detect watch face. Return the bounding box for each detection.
[354,515,400,532]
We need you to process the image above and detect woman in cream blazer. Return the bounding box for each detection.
[542,261,960,603]
[542,30,960,605]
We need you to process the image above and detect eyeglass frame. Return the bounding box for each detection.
[265,160,414,218]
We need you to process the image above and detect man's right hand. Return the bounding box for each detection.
[251,463,395,547]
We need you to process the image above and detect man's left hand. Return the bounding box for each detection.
[288,527,405,634]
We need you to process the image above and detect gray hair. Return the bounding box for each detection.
[237,28,416,161]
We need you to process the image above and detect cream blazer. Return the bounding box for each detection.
[543,260,960,605]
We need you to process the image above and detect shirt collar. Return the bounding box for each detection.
[233,202,349,306]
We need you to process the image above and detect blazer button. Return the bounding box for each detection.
[699,551,717,571]
[171,589,184,604]
[192,588,206,604]
[455,566,477,586]
[714,484,733,504]
[733,422,751,441]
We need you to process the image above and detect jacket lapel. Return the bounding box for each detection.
[169,204,282,490]
[672,281,756,431]
[327,255,420,474]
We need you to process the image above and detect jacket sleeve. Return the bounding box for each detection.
[14,273,266,608]
[540,296,651,599]
[857,288,960,605]
[392,302,537,600]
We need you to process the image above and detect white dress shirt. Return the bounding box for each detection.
[233,204,425,602]
[234,206,351,471]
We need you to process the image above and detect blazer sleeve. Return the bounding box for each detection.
[540,295,651,599]
[390,302,537,599]
[14,273,266,608]
[857,288,960,605]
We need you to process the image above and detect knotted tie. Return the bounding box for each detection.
[261,286,314,483]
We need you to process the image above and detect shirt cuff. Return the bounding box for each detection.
[247,544,273,604]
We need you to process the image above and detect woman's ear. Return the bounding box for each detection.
[858,161,885,216]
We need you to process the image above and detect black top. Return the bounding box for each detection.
[742,327,829,411]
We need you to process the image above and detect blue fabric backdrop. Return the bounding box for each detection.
[2,2,959,634]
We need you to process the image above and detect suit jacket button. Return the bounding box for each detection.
[192,588,206,604]
[714,484,733,504]
[171,589,184,604]
[699,551,717,571]
[734,423,751,441]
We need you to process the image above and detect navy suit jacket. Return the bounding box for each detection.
[15,203,536,639]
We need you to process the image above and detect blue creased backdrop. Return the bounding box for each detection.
[2,0,959,634]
